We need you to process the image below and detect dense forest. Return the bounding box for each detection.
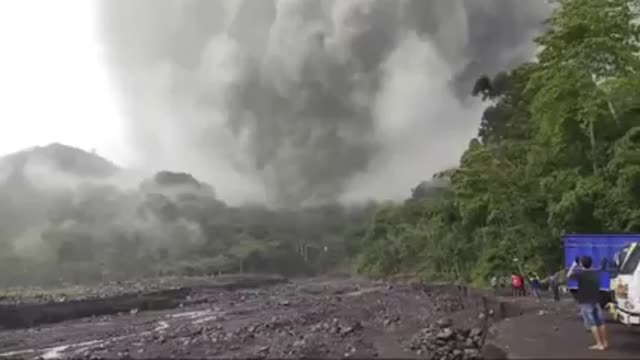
[353,0,640,284]
[0,0,638,288]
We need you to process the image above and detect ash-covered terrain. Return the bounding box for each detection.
[0,277,505,359]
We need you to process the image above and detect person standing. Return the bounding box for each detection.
[511,272,523,297]
[567,256,608,351]
[490,275,499,296]
[529,272,541,298]
[518,273,526,296]
[549,272,560,301]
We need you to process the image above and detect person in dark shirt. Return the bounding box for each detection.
[567,256,608,350]
[529,272,541,298]
[517,274,526,296]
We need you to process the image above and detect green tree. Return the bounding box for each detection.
[355,0,640,283]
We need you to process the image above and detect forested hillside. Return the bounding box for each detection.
[1,0,637,289]
[354,0,640,283]
[0,146,378,286]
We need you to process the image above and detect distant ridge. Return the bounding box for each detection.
[0,143,120,179]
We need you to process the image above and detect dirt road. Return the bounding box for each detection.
[490,296,640,359]
[0,277,490,359]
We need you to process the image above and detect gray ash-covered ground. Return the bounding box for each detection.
[0,275,285,306]
[0,277,493,359]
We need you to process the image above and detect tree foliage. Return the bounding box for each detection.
[356,0,640,283]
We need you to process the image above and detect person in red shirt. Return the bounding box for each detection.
[511,272,522,296]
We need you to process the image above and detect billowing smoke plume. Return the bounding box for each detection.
[98,0,550,207]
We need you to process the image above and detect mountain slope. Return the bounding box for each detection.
[0,143,119,181]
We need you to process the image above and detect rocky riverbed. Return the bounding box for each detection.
[0,277,503,359]
[0,274,287,306]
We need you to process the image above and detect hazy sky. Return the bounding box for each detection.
[0,0,549,205]
[0,0,129,165]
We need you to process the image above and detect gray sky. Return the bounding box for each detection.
[0,0,550,206]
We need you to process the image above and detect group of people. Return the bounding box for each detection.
[489,256,609,351]
[512,272,540,297]
[490,271,557,300]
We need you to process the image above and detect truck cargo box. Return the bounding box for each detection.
[563,234,640,291]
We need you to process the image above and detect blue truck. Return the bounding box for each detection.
[563,234,640,299]
[564,234,640,325]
